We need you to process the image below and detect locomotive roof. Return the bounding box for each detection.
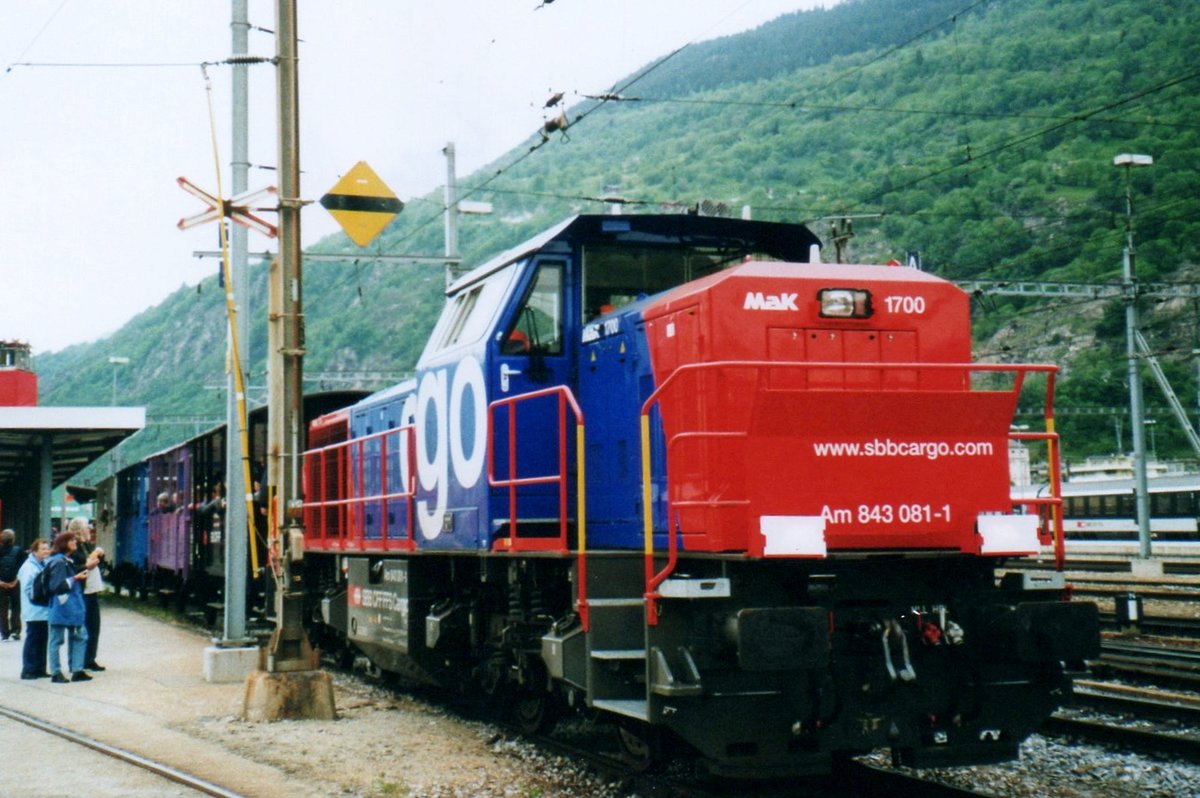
[445,214,823,295]
[349,375,418,413]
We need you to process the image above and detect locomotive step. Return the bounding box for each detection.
[659,577,731,599]
[591,648,647,661]
[584,597,645,608]
[591,698,651,722]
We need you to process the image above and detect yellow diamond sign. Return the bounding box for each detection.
[319,161,404,247]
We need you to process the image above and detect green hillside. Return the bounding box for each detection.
[35,0,1200,475]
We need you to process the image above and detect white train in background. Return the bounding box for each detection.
[1015,468,1200,560]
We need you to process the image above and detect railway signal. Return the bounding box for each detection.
[176,178,278,238]
[319,161,404,247]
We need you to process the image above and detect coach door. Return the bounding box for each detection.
[490,258,574,536]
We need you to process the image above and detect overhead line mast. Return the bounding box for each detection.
[961,280,1200,463]
[267,0,312,672]
[243,0,334,721]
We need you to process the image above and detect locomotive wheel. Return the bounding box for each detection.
[513,688,556,735]
[335,643,357,671]
[615,721,660,772]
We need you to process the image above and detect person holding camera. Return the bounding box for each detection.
[67,517,105,672]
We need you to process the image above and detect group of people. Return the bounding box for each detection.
[0,517,106,682]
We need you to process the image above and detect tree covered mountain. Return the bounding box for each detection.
[35,0,1200,475]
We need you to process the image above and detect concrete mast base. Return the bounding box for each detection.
[242,669,337,721]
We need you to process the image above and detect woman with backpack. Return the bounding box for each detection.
[17,537,50,679]
[44,531,90,683]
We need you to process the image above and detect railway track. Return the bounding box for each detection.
[349,660,1000,798]
[1046,653,1200,764]
[1074,584,1200,602]
[1098,611,1200,637]
[529,728,1002,797]
[0,705,246,798]
[830,760,1002,798]
[1071,680,1200,724]
[1092,639,1200,688]
[1044,714,1200,764]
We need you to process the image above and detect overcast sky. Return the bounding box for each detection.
[1,1,831,355]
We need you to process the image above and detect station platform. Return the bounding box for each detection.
[1015,545,1200,579]
[0,606,312,798]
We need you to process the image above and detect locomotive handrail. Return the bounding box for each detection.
[301,425,418,552]
[644,431,750,602]
[1012,440,1065,569]
[639,360,1064,623]
[487,385,589,629]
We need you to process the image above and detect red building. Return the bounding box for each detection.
[0,341,37,406]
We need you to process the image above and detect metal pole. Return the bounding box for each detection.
[39,436,52,537]
[1194,344,1200,438]
[266,0,315,672]
[1120,159,1152,559]
[443,142,459,286]
[223,0,250,645]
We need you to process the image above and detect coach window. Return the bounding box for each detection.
[502,263,563,355]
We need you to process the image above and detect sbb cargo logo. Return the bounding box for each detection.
[402,355,488,541]
[349,585,363,608]
[744,291,799,311]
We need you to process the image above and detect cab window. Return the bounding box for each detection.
[502,263,563,355]
[582,243,743,320]
[422,264,517,359]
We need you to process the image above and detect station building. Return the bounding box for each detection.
[0,340,143,540]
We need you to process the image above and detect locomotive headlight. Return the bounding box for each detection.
[818,288,873,318]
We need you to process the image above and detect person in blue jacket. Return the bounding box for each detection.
[17,537,51,679]
[44,531,90,683]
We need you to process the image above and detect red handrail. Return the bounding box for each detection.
[301,425,417,551]
[487,385,589,628]
[487,385,584,551]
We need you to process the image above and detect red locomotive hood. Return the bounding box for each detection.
[641,260,973,367]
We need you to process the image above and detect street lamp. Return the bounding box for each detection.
[107,356,129,405]
[1145,419,1157,460]
[1114,152,1153,558]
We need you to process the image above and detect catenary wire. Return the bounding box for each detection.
[1,0,70,76]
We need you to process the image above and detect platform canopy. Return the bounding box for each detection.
[0,406,144,537]
[0,406,145,486]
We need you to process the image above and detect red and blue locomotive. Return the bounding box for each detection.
[300,214,1097,776]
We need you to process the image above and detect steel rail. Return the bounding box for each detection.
[1043,715,1200,764]
[0,705,247,798]
[1098,612,1200,637]
[834,759,1002,797]
[1071,681,1200,724]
